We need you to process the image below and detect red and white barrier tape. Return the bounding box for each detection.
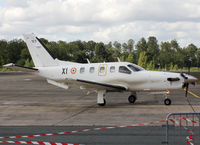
[0,141,82,145]
[0,120,166,139]
[186,135,194,145]
[0,118,198,145]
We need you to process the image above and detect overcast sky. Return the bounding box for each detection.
[0,0,200,47]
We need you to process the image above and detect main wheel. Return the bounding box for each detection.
[98,99,106,106]
[128,95,137,104]
[164,98,171,105]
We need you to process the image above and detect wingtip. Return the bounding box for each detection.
[3,63,15,67]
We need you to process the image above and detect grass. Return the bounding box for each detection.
[0,67,14,72]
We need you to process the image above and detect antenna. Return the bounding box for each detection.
[87,59,90,64]
[117,57,120,62]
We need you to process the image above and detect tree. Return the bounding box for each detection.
[147,61,155,70]
[0,40,8,66]
[135,38,147,61]
[185,44,198,67]
[147,36,159,66]
[127,39,134,53]
[159,42,175,69]
[113,41,121,50]
[197,48,200,68]
[126,52,134,63]
[94,42,108,62]
[138,51,147,69]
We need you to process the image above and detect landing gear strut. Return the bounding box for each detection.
[97,90,106,106]
[128,92,137,104]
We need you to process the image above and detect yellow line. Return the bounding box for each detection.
[184,88,200,98]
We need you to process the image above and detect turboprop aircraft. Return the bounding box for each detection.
[4,33,198,106]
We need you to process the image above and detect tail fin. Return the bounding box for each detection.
[23,33,58,67]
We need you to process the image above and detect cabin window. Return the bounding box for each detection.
[90,67,95,73]
[127,64,143,72]
[119,66,131,74]
[80,67,85,74]
[110,66,115,73]
[100,67,105,73]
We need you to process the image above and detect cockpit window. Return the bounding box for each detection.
[119,66,131,74]
[127,64,144,72]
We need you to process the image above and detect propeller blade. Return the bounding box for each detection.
[181,72,188,79]
[185,83,189,97]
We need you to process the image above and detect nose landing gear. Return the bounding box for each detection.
[164,98,171,105]
[164,90,171,105]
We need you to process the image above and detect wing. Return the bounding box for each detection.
[76,79,127,92]
[3,63,38,72]
[47,78,127,92]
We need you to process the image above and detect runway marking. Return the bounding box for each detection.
[184,88,200,98]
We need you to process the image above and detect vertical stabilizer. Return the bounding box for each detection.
[23,33,58,67]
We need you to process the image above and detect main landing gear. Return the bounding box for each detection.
[128,92,137,104]
[97,90,106,106]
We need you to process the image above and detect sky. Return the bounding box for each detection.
[0,0,200,47]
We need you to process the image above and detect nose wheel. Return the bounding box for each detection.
[164,98,171,105]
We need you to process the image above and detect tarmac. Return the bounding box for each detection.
[0,72,199,145]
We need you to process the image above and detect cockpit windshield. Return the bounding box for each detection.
[127,64,144,72]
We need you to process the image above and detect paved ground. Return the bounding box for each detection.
[0,126,198,145]
[0,72,199,145]
[0,72,199,126]
[0,126,165,145]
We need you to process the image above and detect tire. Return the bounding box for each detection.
[164,98,171,105]
[128,95,137,104]
[98,99,106,106]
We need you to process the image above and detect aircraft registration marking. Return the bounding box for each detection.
[62,68,68,74]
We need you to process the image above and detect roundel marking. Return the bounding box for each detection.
[70,67,77,74]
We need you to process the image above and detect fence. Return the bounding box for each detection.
[164,112,200,145]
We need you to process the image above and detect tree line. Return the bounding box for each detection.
[0,36,200,70]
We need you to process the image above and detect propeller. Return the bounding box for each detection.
[181,72,189,97]
[181,57,192,97]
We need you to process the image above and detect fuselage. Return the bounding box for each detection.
[36,61,189,92]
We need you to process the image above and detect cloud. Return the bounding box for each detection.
[0,0,200,47]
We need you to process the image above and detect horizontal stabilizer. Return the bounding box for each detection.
[3,63,38,72]
[47,79,69,89]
